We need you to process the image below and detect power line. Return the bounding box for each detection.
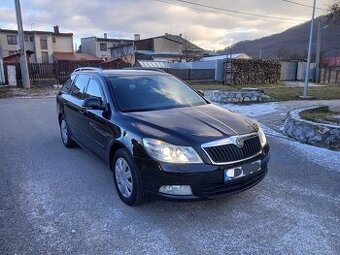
[280,0,328,11]
[155,0,299,24]
[172,0,307,22]
[154,0,306,23]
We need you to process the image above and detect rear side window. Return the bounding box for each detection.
[70,74,90,99]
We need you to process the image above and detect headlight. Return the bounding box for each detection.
[142,138,203,164]
[258,127,267,147]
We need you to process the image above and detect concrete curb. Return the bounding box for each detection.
[284,106,340,151]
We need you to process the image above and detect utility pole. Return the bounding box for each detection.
[315,20,322,83]
[14,0,30,89]
[303,0,316,98]
[259,48,262,59]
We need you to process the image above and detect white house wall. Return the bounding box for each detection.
[52,35,73,52]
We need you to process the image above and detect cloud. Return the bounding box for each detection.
[0,0,331,50]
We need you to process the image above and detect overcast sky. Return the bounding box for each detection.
[0,0,332,50]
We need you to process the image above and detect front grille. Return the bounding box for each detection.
[201,170,266,198]
[203,136,261,164]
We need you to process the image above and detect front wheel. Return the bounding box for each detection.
[59,117,77,148]
[112,149,144,206]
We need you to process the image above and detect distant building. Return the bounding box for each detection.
[81,34,132,60]
[0,26,73,63]
[111,33,206,65]
[200,53,252,61]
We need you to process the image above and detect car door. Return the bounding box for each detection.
[82,77,112,158]
[64,74,90,145]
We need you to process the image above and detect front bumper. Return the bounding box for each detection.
[135,146,270,200]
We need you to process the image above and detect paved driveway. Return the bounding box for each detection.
[0,98,339,255]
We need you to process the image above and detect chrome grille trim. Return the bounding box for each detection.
[201,133,262,165]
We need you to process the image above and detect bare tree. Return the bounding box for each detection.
[112,44,136,66]
[275,45,292,60]
[179,35,204,62]
[328,0,340,24]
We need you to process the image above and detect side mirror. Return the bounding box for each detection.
[197,90,204,97]
[83,97,105,110]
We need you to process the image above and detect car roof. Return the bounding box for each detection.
[74,69,169,78]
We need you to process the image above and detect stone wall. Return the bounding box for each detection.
[284,106,340,151]
[209,88,264,103]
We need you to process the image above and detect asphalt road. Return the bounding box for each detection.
[0,97,339,255]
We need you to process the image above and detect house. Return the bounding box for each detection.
[110,33,206,66]
[0,26,73,63]
[80,34,133,60]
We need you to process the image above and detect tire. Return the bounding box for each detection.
[112,149,144,206]
[59,116,77,148]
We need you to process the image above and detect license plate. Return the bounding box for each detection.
[224,160,261,182]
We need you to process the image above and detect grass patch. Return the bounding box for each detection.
[0,87,13,98]
[300,107,339,124]
[188,82,340,101]
[262,86,340,101]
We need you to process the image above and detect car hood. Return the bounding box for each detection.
[124,104,258,145]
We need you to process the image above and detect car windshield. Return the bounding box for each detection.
[108,75,208,112]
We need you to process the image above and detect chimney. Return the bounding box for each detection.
[165,33,168,36]
[104,33,107,39]
[53,25,59,34]
[179,33,182,37]
[134,33,140,41]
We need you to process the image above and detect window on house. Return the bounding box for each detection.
[7,35,17,45]
[40,38,48,49]
[41,52,49,63]
[100,43,107,51]
[29,35,34,42]
[52,37,56,43]
[24,35,28,42]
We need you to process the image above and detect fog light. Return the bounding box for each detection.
[159,185,193,196]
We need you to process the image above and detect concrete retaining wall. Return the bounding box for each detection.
[284,106,340,151]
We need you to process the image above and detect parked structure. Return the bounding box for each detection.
[111,33,206,65]
[81,34,132,60]
[200,53,252,61]
[170,53,252,82]
[0,26,73,64]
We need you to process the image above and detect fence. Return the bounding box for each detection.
[320,67,340,85]
[2,60,130,85]
[2,61,215,86]
[163,69,215,81]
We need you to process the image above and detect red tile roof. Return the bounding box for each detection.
[54,52,100,61]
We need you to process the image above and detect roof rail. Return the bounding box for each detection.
[123,67,166,73]
[72,67,102,73]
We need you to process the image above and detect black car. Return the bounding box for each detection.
[56,68,270,205]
